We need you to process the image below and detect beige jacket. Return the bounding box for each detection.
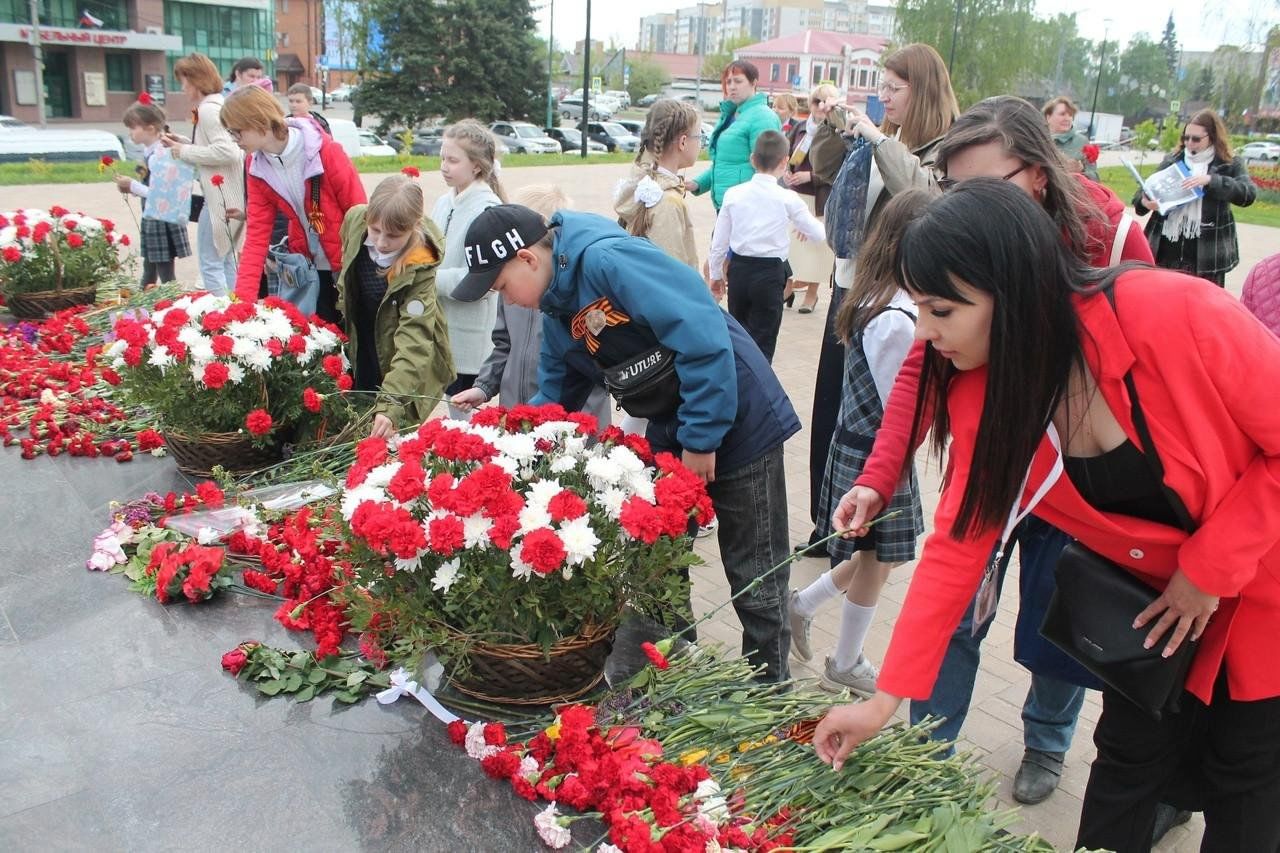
[173,93,245,257]
[613,167,700,270]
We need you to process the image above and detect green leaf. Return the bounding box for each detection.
[257,679,284,696]
[284,672,304,692]
[346,671,368,688]
[332,690,361,703]
[294,684,316,703]
[307,668,326,684]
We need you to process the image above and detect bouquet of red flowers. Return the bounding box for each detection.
[0,207,130,302]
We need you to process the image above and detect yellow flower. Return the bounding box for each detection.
[545,720,562,741]
[679,748,709,766]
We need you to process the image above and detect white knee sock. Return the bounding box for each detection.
[834,599,878,671]
[794,570,841,617]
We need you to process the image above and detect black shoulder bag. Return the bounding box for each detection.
[1040,289,1199,720]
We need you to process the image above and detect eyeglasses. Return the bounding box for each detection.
[1182,133,1206,143]
[937,162,1030,193]
[877,80,909,97]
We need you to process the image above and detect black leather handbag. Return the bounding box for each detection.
[601,345,682,419]
[1040,289,1200,720]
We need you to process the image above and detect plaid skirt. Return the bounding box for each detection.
[816,429,924,563]
[139,218,192,263]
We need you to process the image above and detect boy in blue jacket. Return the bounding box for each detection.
[452,205,801,682]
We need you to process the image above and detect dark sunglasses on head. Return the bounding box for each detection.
[937,162,1029,193]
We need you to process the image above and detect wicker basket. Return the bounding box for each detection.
[164,429,284,478]
[447,622,617,705]
[4,285,97,319]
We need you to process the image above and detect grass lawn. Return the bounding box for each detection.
[0,150,711,186]
[1097,164,1280,229]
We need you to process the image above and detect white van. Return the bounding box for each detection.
[325,118,363,160]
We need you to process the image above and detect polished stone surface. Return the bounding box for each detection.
[0,451,582,851]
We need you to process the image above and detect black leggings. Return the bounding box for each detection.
[140,260,176,287]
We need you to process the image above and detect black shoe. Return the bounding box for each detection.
[784,292,795,308]
[1151,803,1192,846]
[792,530,828,558]
[1012,748,1065,805]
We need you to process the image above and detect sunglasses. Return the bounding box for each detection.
[1182,133,1206,143]
[937,162,1029,193]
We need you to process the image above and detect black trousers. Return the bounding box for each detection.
[1077,672,1280,853]
[726,254,786,363]
[807,281,846,535]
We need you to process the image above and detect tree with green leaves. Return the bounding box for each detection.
[356,0,548,132]
[702,36,756,81]
[625,59,672,102]
[1160,14,1180,82]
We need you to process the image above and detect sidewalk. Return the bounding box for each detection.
[5,161,1268,849]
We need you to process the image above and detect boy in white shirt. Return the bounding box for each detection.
[709,130,826,362]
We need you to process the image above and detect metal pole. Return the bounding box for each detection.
[546,0,554,129]
[947,0,962,73]
[28,0,46,127]
[694,4,704,112]
[581,0,590,159]
[1088,28,1109,140]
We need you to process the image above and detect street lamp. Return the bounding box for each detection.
[1087,19,1113,140]
[545,0,555,130]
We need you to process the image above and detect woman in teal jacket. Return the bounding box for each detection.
[687,61,782,210]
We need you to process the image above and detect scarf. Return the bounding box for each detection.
[1162,147,1213,242]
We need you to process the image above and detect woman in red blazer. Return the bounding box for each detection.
[815,179,1280,853]
[219,85,366,323]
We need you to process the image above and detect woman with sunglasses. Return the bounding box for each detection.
[1134,110,1255,288]
[815,177,1280,853]
[815,95,1155,806]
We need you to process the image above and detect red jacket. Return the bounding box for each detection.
[856,177,1155,499]
[879,270,1280,704]
[234,120,366,302]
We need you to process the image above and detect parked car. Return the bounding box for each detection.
[1241,141,1280,161]
[636,94,661,108]
[544,126,607,154]
[326,84,357,102]
[581,121,641,154]
[489,121,561,154]
[615,119,644,137]
[605,90,631,109]
[679,92,720,111]
[410,128,445,156]
[558,96,612,122]
[0,116,124,164]
[357,128,397,157]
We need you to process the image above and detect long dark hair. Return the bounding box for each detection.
[898,179,1094,540]
[936,96,1105,263]
[834,189,933,343]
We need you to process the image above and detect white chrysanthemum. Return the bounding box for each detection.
[393,555,422,573]
[510,555,533,581]
[518,502,553,534]
[431,558,460,592]
[533,803,571,849]
[230,336,257,358]
[307,324,340,352]
[491,454,519,477]
[608,444,646,477]
[584,455,623,486]
[462,513,492,549]
[557,515,599,566]
[518,755,540,780]
[225,362,246,385]
[261,309,295,341]
[187,337,215,365]
[628,477,657,504]
[0,226,17,246]
[494,432,538,463]
[147,347,175,370]
[525,478,562,509]
[694,778,729,823]
[176,326,203,347]
[596,487,628,520]
[104,339,128,358]
[465,423,502,445]
[549,454,578,474]
[340,482,388,520]
[240,346,274,373]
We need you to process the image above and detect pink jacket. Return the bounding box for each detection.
[1241,252,1280,337]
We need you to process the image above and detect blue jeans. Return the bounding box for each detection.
[705,445,791,682]
[196,206,237,295]
[910,516,1085,754]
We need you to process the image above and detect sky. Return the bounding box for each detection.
[531,0,1276,55]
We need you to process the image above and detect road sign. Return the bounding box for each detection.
[1169,99,1181,113]
[591,76,602,93]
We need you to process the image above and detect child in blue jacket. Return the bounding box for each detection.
[450,205,801,682]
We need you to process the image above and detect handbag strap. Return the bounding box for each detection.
[1102,286,1197,533]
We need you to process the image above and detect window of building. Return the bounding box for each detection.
[165,0,275,86]
[858,68,868,89]
[2,0,126,27]
[811,64,823,85]
[770,63,780,82]
[105,53,135,92]
[787,63,797,83]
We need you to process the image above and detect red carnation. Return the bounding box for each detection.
[2,246,20,263]
[66,233,85,249]
[210,334,234,356]
[120,234,130,246]
[137,92,152,105]
[322,354,344,378]
[245,408,273,436]
[401,165,421,178]
[641,641,670,670]
[210,173,225,187]
[547,489,587,522]
[100,156,114,167]
[135,428,163,450]
[302,387,323,413]
[1082,143,1100,164]
[446,719,468,746]
[427,514,465,555]
[242,569,277,594]
[195,480,225,508]
[480,749,521,780]
[202,362,230,389]
[482,722,507,745]
[337,374,353,391]
[519,527,566,575]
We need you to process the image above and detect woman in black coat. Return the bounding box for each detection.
[1134,109,1256,287]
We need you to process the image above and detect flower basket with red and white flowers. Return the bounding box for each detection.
[338,404,712,704]
[106,292,356,474]
[0,207,132,317]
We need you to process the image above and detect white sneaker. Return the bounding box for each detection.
[695,516,719,538]
[788,590,814,662]
[819,655,879,698]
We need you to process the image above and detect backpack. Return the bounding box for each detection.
[809,106,852,186]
